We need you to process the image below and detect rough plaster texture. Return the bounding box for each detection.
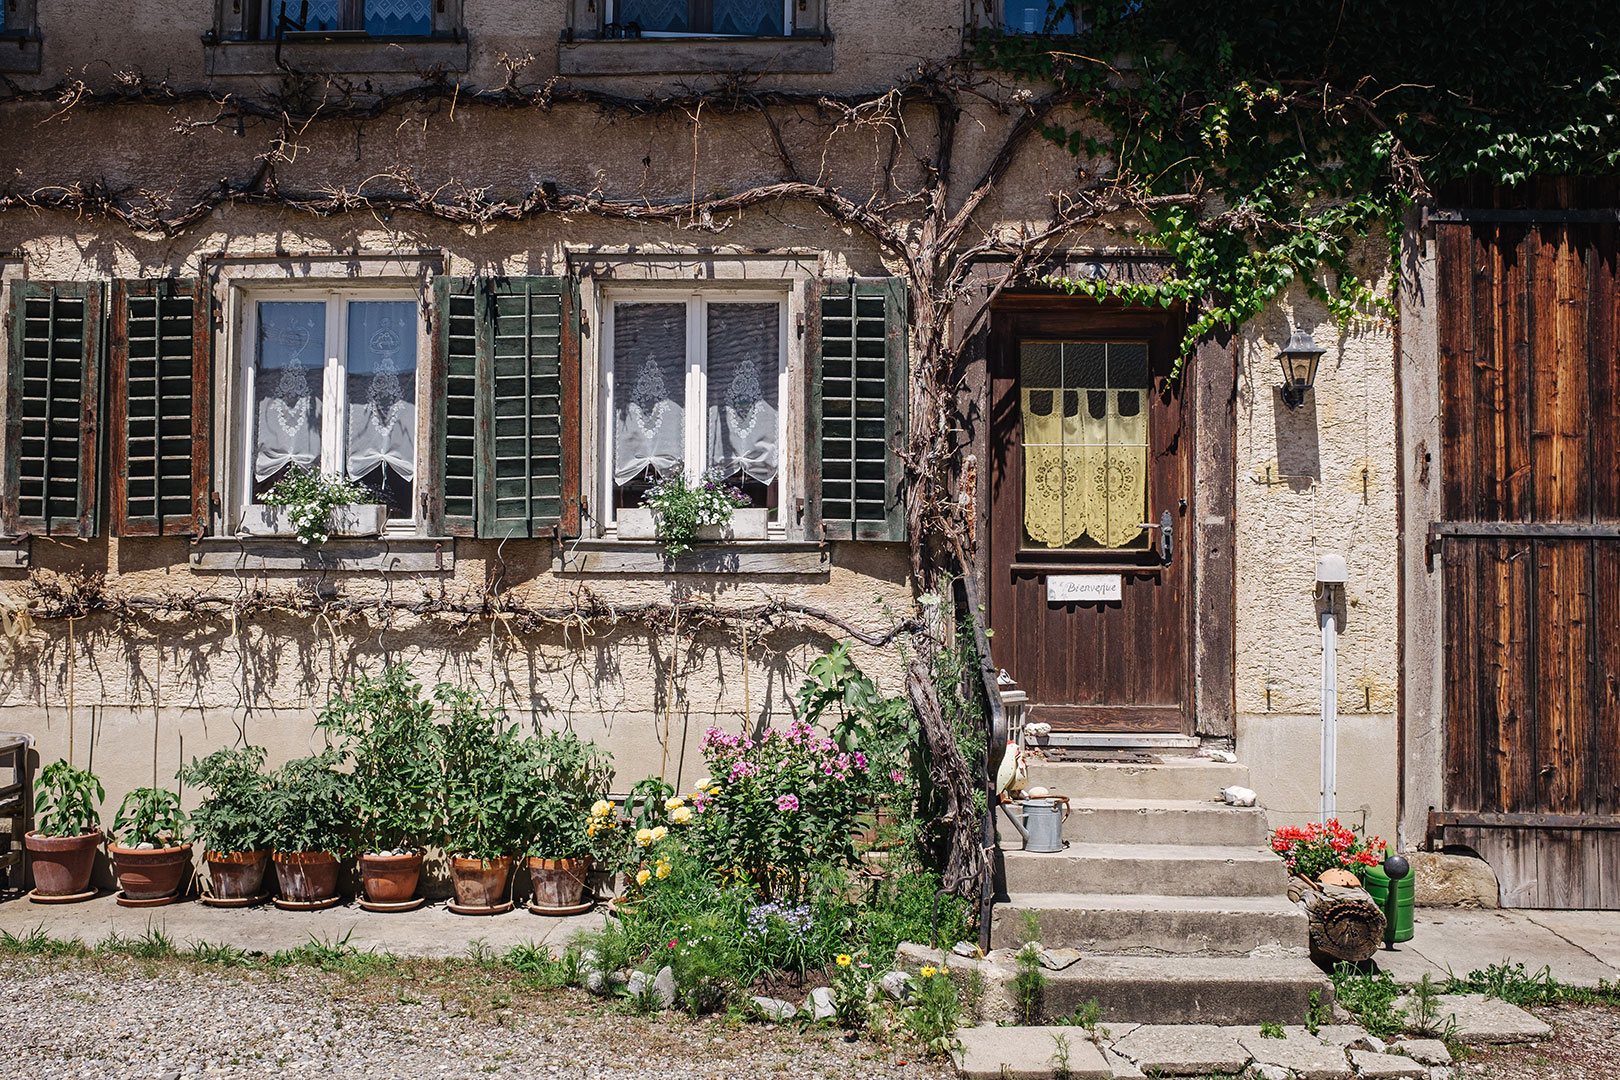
[1232,269,1400,846]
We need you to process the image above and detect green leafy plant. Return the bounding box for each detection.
[112,786,189,847]
[261,465,369,546]
[178,746,272,853]
[1259,1021,1286,1039]
[264,750,352,855]
[317,666,444,853]
[641,470,749,558]
[438,685,532,861]
[31,759,103,837]
[1306,988,1330,1035]
[1056,997,1102,1030]
[1050,1031,1072,1080]
[517,729,614,860]
[1331,963,1406,1039]
[905,964,963,1058]
[1012,942,1049,1024]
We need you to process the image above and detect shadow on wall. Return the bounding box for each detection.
[1272,384,1321,490]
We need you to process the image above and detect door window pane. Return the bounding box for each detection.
[1021,341,1150,550]
[613,303,687,510]
[345,300,418,519]
[706,303,779,514]
[252,301,325,499]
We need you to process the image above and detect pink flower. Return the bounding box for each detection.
[776,794,800,812]
[889,769,904,784]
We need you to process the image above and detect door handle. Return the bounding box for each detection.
[1137,511,1174,564]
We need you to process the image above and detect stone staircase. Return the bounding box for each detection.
[987,756,1333,1025]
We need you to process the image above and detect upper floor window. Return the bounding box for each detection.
[609,0,791,36]
[242,0,437,39]
[1002,1,1079,34]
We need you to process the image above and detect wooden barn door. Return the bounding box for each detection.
[987,298,1191,733]
[1432,200,1620,908]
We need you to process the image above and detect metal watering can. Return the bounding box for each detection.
[1014,796,1070,852]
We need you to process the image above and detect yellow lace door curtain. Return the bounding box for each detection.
[1020,342,1149,549]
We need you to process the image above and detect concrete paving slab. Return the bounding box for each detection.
[1110,1024,1249,1076]
[1101,1046,1143,1078]
[1389,1038,1451,1065]
[0,891,603,958]
[1393,994,1552,1045]
[952,1025,1109,1080]
[1522,910,1620,970]
[1390,911,1620,988]
[1235,1026,1352,1079]
[1312,1025,1377,1049]
[1347,1050,1427,1078]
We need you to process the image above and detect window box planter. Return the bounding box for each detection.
[238,503,388,539]
[615,507,769,542]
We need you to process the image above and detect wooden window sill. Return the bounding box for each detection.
[188,536,455,572]
[557,36,833,76]
[554,539,827,576]
[203,38,469,76]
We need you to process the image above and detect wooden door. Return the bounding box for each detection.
[1433,202,1620,908]
[987,299,1191,733]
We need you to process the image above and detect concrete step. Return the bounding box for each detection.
[1001,844,1289,897]
[1044,797,1270,846]
[953,1025,1111,1080]
[1033,955,1332,1026]
[1022,758,1251,802]
[990,892,1308,955]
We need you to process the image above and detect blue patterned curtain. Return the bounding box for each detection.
[712,1,784,35]
[617,0,689,33]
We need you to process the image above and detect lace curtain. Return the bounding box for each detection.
[298,1,431,35]
[706,303,779,484]
[1021,342,1148,549]
[712,0,784,35]
[253,301,325,487]
[613,303,687,485]
[344,300,418,494]
[617,0,688,32]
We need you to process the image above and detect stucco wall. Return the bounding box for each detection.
[1231,268,1400,848]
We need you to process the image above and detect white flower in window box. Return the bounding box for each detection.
[242,468,387,545]
[625,473,762,556]
[614,506,768,542]
[240,503,389,541]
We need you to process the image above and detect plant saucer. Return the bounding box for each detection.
[358,896,426,913]
[272,894,343,911]
[115,891,183,908]
[27,888,98,904]
[446,900,514,916]
[526,899,595,917]
[199,893,268,908]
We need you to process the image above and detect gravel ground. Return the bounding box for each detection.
[1452,1004,1620,1080]
[0,955,951,1080]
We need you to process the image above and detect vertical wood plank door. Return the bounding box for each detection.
[1436,191,1620,909]
[987,298,1191,733]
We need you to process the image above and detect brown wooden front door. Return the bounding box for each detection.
[987,298,1191,733]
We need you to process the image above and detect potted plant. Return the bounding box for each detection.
[179,746,274,905]
[619,471,757,556]
[240,465,385,544]
[439,685,530,914]
[264,750,352,909]
[108,786,192,906]
[23,759,104,901]
[518,730,614,914]
[318,665,444,911]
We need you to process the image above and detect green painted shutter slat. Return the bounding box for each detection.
[434,277,480,536]
[5,282,102,538]
[478,276,575,539]
[809,277,907,542]
[112,279,207,537]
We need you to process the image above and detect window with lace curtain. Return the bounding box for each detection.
[602,291,787,531]
[243,290,421,524]
[607,0,793,36]
[236,0,444,38]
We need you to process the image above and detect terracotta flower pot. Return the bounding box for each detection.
[204,849,270,900]
[24,830,103,897]
[109,841,194,901]
[449,855,512,908]
[272,850,342,903]
[358,851,423,904]
[526,855,592,909]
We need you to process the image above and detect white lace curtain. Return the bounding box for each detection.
[706,303,779,484]
[344,300,417,485]
[613,303,687,485]
[253,301,325,485]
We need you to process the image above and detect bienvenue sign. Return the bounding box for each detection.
[1046,574,1123,603]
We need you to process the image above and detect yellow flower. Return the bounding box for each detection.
[634,827,654,848]
[696,777,713,790]
[655,860,672,879]
[591,799,614,819]
[919,966,937,978]
[835,954,853,967]
[669,806,693,825]
[649,825,668,842]
[665,796,685,810]
[707,786,720,796]
[587,823,598,837]
[635,867,651,886]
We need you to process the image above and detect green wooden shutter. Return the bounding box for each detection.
[808,277,907,542]
[480,276,578,539]
[5,282,103,538]
[110,279,210,537]
[434,277,482,536]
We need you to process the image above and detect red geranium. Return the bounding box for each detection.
[1269,819,1384,882]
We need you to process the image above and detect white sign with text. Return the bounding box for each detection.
[1046,574,1123,603]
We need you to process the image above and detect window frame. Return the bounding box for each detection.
[236,285,427,535]
[605,0,795,38]
[599,286,791,539]
[216,0,462,42]
[999,1,1081,35]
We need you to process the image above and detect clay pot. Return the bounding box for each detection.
[109,842,194,901]
[23,830,103,897]
[449,855,512,908]
[204,849,270,900]
[526,855,592,909]
[358,851,423,904]
[271,850,342,904]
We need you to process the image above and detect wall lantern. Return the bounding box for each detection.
[1278,324,1326,409]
